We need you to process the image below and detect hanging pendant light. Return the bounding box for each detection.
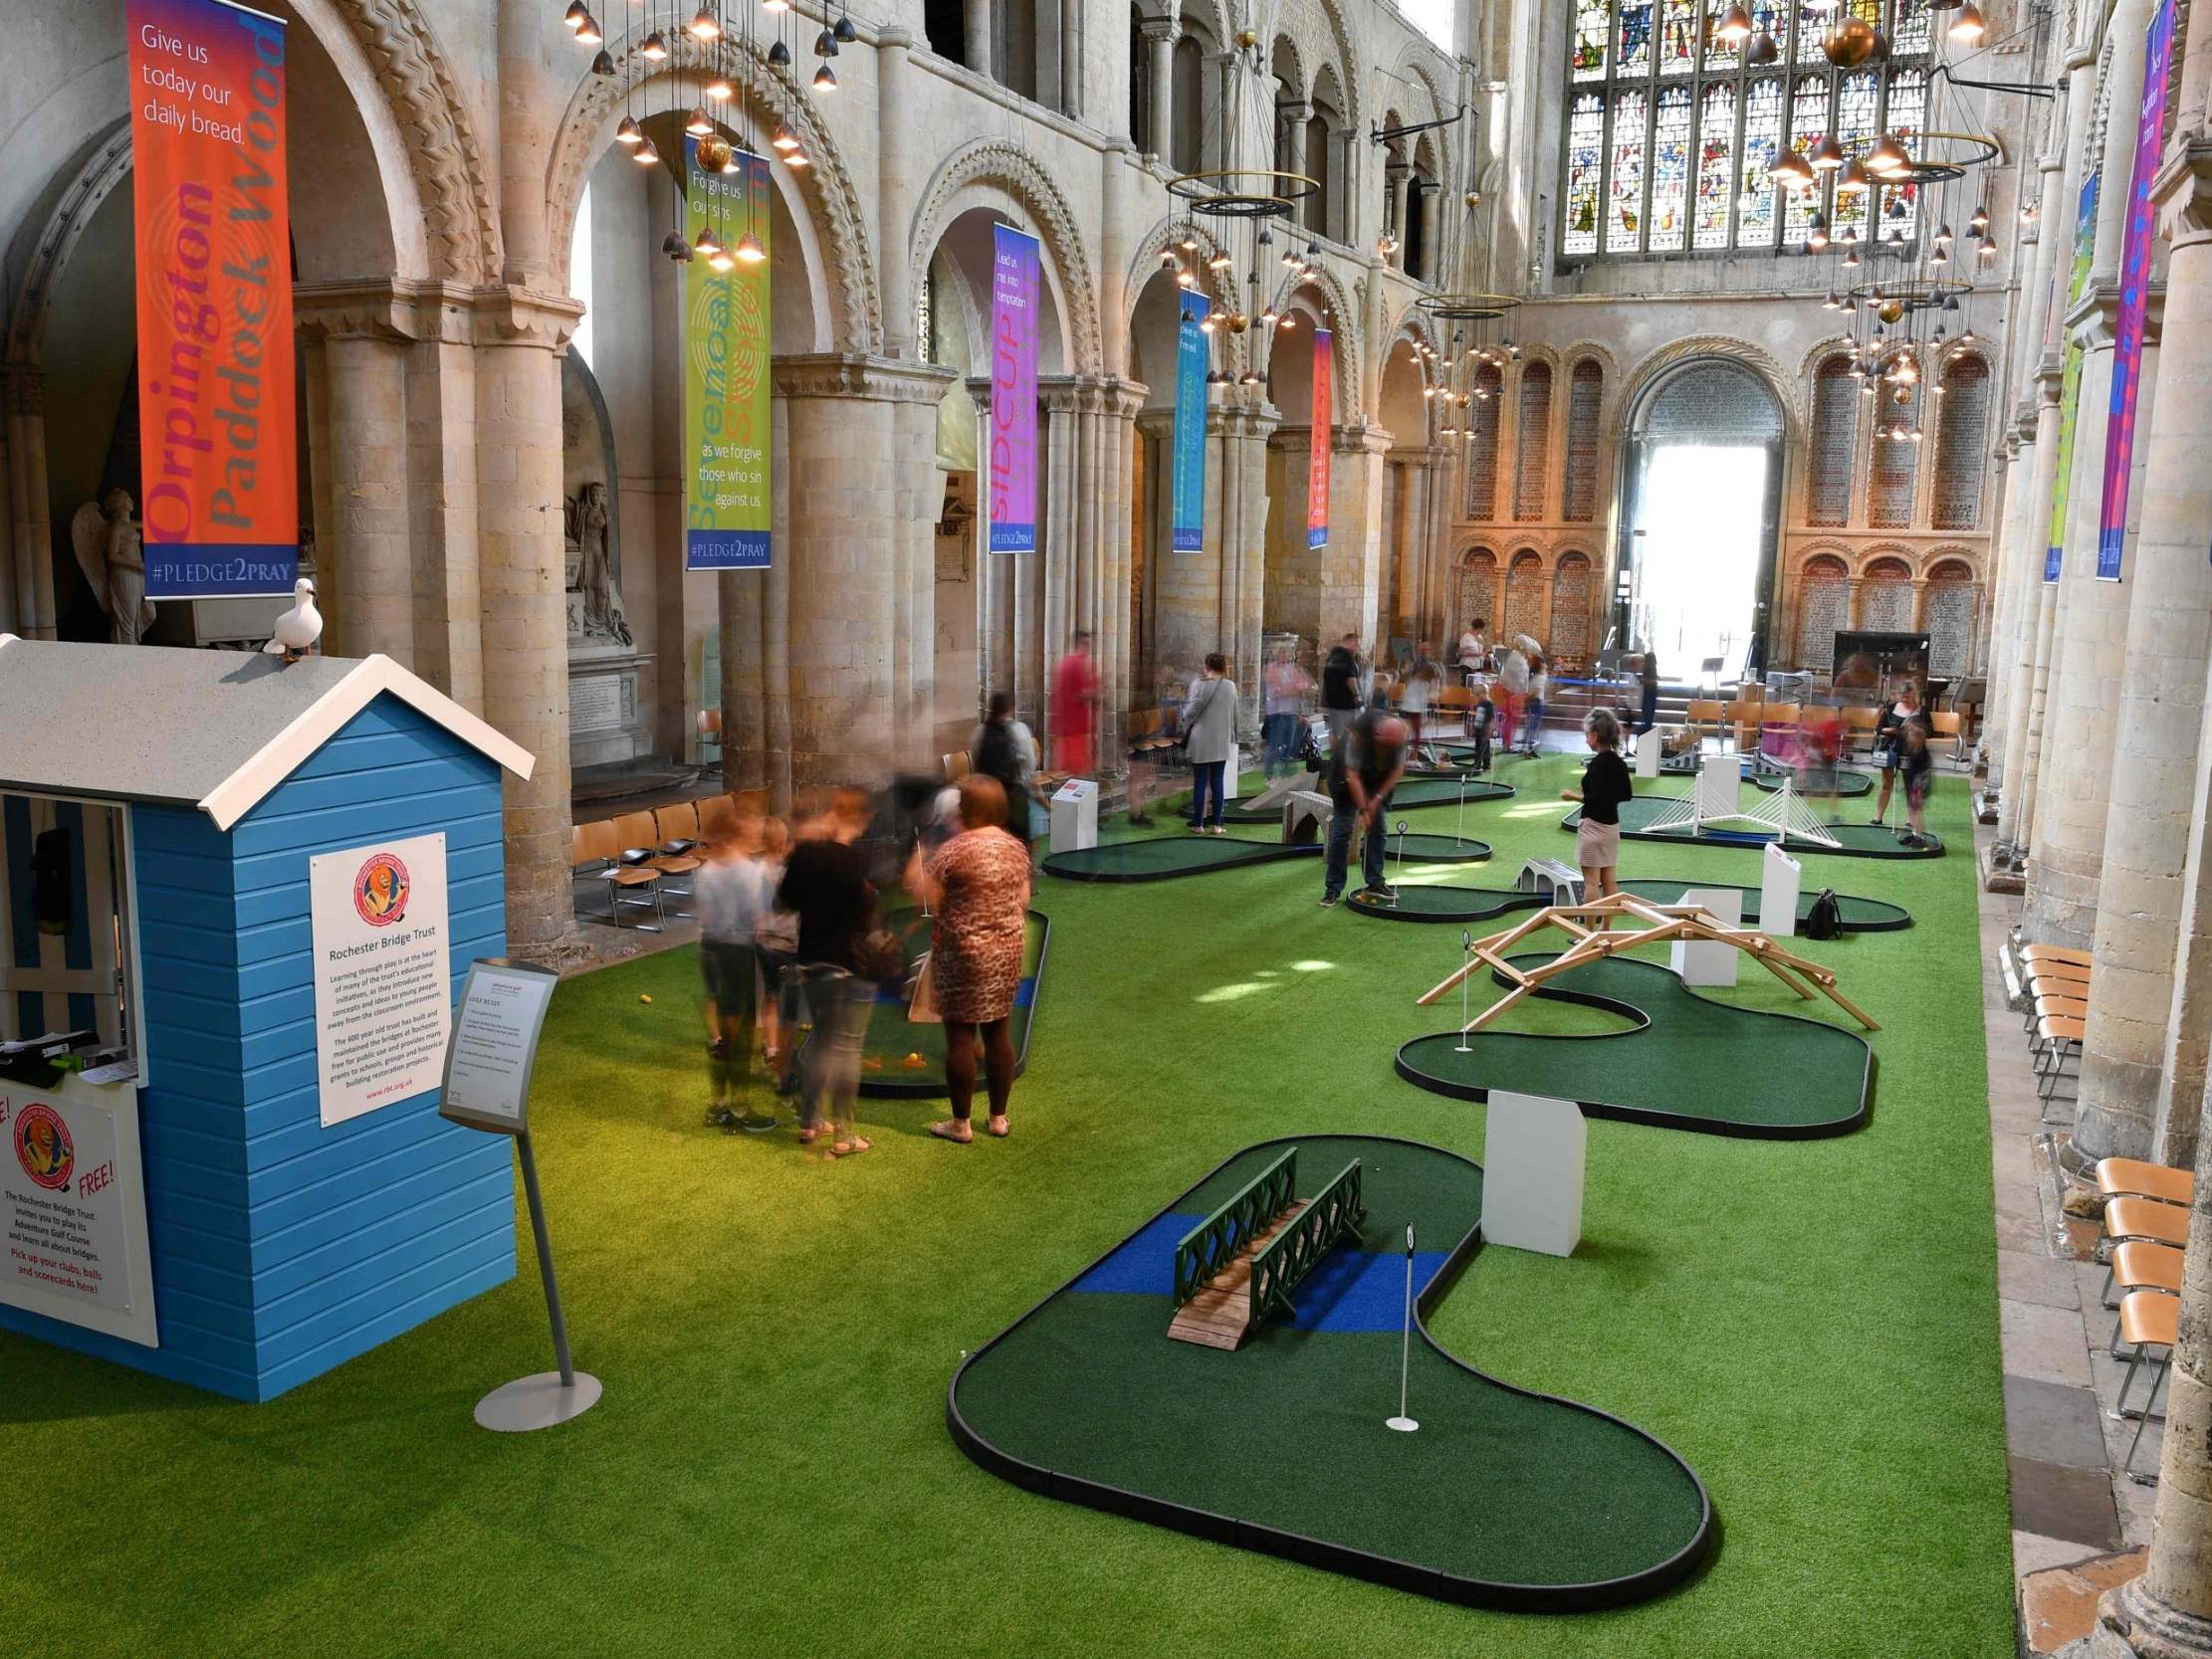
[1933,221,1954,248]
[1806,213,1831,252]
[768,37,791,65]
[1822,290,1844,311]
[1771,148,1817,187]
[591,47,616,75]
[764,0,791,10]
[1159,248,1177,270]
[1866,133,1910,176]
[815,27,838,56]
[1968,203,1991,237]
[689,6,722,40]
[833,9,858,43]
[616,114,645,146]
[1835,158,1870,197]
[635,136,661,165]
[663,230,693,262]
[1808,134,1846,172]
[695,226,724,259]
[686,105,716,136]
[1715,3,1754,44]
[735,232,768,264]
[1745,30,1779,66]
[574,12,603,45]
[563,1,589,29]
[1177,269,1197,290]
[1978,237,2000,265]
[641,30,670,60]
[1208,250,1232,271]
[1949,4,1985,42]
[782,146,810,168]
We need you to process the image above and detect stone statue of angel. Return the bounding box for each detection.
[71,488,154,645]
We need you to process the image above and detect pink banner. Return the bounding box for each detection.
[1308,328,1332,549]
[989,224,1040,553]
[2097,0,2174,581]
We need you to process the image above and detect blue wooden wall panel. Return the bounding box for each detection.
[6,707,518,1403]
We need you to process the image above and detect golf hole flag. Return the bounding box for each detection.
[989,224,1041,554]
[1308,327,1333,550]
[2097,0,2175,582]
[127,0,298,600]
[684,143,774,570]
[1171,295,1210,552]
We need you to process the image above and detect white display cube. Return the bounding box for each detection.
[1761,843,1804,939]
[1669,887,1742,987]
[1636,735,1662,778]
[1481,1090,1586,1257]
[1049,778,1099,854]
[1696,753,1740,823]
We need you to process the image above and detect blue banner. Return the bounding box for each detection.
[1171,295,1209,552]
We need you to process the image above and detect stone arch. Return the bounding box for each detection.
[1454,543,1501,630]
[1551,548,1598,665]
[1858,548,1915,579]
[1925,549,1978,580]
[1269,31,1308,102]
[1621,335,1795,444]
[4,121,130,369]
[322,0,500,284]
[544,29,874,351]
[1795,544,1854,575]
[908,138,1101,373]
[1389,51,1450,138]
[1281,262,1359,414]
[1124,218,1246,382]
[1303,0,1366,129]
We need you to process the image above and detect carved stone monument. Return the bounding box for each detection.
[562,355,653,771]
[70,489,153,645]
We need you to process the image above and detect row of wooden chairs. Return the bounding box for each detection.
[2018,943,2092,1114]
[2092,1151,2193,1484]
[570,790,774,931]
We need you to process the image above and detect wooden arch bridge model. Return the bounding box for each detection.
[1416,892,1880,1035]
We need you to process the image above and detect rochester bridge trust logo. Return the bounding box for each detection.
[14,1103,74,1192]
[352,852,411,929]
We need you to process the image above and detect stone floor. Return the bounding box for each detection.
[1975,821,2162,1654]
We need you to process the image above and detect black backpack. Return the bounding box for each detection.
[1804,889,1845,941]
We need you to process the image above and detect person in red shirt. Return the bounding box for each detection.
[1049,632,1100,776]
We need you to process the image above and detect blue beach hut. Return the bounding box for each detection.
[0,637,533,1400]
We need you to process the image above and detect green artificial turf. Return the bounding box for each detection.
[954,1135,1711,1602]
[1569,794,1948,858]
[0,753,2012,1658]
[1396,953,1874,1136]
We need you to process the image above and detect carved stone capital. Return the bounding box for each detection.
[2151,133,2212,248]
[774,353,959,405]
[1332,418,1394,455]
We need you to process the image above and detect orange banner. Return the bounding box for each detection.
[128,0,297,598]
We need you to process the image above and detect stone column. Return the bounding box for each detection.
[315,330,414,662]
[475,295,579,952]
[1143,22,1175,164]
[1058,0,1081,121]
[1280,103,1311,227]
[2027,0,2161,943]
[2074,128,2212,1167]
[0,367,52,638]
[877,30,916,360]
[1096,379,1145,762]
[405,332,485,713]
[774,355,954,785]
[1394,447,1435,638]
[965,0,995,84]
[1219,394,1276,726]
[1134,407,1173,697]
[1322,419,1392,648]
[1387,165,1411,257]
[2090,1095,2212,1658]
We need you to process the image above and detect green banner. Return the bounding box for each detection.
[684,141,772,570]
[2046,172,2099,583]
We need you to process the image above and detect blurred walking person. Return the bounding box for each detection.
[777,788,879,1156]
[1262,645,1312,778]
[1049,631,1101,777]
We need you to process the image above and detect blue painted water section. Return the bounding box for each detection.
[1073,1211,1448,1334]
[0,694,517,1400]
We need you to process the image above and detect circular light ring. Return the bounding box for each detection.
[1417,292,1523,322]
[1839,276,1977,313]
[1165,169,1318,220]
[1892,130,2002,186]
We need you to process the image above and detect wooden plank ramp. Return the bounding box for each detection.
[1167,1200,1309,1350]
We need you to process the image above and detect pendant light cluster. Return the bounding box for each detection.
[1715,0,1984,72]
[565,0,851,264]
[1413,296,1519,442]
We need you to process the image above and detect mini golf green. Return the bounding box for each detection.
[1044,833,1489,882]
[1659,757,1876,799]
[1347,880,1910,933]
[1564,797,1944,859]
[1396,954,1875,1138]
[1214,775,1513,824]
[948,1134,1713,1610]
[859,910,1051,1098]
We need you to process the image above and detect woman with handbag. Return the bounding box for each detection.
[776,787,880,1156]
[910,776,1032,1144]
[1183,653,1240,834]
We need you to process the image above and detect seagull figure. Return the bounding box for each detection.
[264,576,323,663]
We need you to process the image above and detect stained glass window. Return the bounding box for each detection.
[1831,69,1880,239]
[1649,85,1694,250]
[1608,88,1650,252]
[1737,75,1785,246]
[1618,2,1655,75]
[1702,1,1739,71]
[1783,73,1831,245]
[1694,82,1737,248]
[1880,66,1925,241]
[1566,0,1929,257]
[1565,91,1606,255]
[1573,0,1611,80]
[1659,0,1699,74]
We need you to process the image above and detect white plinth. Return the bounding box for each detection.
[1761,844,1804,938]
[1049,779,1098,854]
[1636,736,1662,778]
[1696,754,1740,823]
[1481,1090,1586,1257]
[1669,887,1742,987]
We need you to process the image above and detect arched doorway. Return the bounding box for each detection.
[1617,356,1786,679]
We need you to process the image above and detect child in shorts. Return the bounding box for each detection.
[1468,679,1497,772]
[697,811,776,1132]
[1897,723,1934,849]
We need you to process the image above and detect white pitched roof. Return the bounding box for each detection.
[0,639,534,830]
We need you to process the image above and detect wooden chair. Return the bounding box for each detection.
[1930,708,1964,760]
[697,794,741,838]
[943,751,972,781]
[2099,1201,2193,1312]
[580,818,664,931]
[1685,698,1727,749]
[1760,703,1802,746]
[697,708,723,761]
[1726,693,1764,753]
[646,804,705,906]
[2115,1292,2179,1479]
[2024,943,2094,968]
[612,810,691,917]
[2096,1158,2194,1209]
[2104,1241,2184,1351]
[2034,1012,2085,1107]
[1841,706,1880,759]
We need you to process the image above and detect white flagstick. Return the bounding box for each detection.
[1455,772,1466,844]
[1456,931,1473,1052]
[1388,1223,1419,1432]
[1394,819,1410,895]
